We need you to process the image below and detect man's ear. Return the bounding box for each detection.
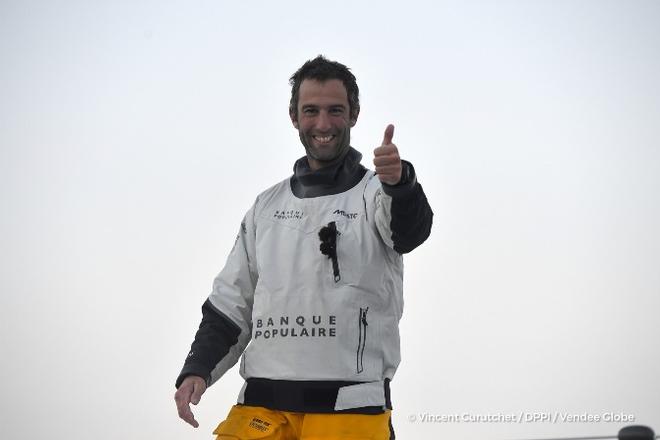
[290,110,299,129]
[349,109,359,127]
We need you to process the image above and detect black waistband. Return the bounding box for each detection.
[241,378,392,414]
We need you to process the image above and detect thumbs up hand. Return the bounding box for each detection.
[373,124,402,185]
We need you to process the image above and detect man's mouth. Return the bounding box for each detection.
[313,135,336,144]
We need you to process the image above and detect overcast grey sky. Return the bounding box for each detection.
[1,1,659,439]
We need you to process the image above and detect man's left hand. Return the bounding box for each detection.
[373,124,402,185]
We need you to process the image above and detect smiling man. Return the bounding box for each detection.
[174,55,433,440]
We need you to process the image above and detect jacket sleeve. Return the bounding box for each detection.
[176,202,259,388]
[374,160,433,254]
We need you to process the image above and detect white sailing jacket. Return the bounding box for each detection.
[177,148,433,413]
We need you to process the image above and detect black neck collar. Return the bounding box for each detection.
[290,147,368,198]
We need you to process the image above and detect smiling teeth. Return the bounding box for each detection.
[314,135,334,142]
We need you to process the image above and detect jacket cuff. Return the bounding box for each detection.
[175,364,211,389]
[381,160,418,198]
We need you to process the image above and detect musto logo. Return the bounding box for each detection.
[254,315,337,339]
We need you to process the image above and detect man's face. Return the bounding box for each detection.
[291,79,357,170]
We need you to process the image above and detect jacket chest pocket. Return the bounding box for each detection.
[256,214,366,288]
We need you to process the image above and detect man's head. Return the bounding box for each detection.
[289,56,360,122]
[289,56,360,170]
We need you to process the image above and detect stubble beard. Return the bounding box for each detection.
[300,127,351,168]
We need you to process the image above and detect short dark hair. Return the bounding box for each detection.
[289,55,360,121]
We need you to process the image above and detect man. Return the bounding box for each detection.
[174,55,433,439]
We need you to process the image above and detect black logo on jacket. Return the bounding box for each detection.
[273,210,304,220]
[333,209,358,219]
[254,315,337,339]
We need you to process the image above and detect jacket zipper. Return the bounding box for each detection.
[356,307,369,373]
[318,221,341,282]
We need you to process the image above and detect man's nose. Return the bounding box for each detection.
[315,111,331,131]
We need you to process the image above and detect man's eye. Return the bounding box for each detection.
[330,108,344,115]
[303,109,318,115]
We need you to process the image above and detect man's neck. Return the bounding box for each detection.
[306,148,351,171]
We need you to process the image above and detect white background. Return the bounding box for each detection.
[1,1,659,439]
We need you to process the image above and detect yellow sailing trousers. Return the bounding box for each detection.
[213,404,393,440]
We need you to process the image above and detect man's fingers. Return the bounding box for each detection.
[174,384,193,408]
[373,155,400,167]
[373,143,398,157]
[177,403,199,427]
[175,393,199,428]
[184,412,199,428]
[382,124,395,145]
[375,165,401,175]
[190,380,206,405]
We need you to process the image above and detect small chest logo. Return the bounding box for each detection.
[333,209,359,220]
[273,209,304,220]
